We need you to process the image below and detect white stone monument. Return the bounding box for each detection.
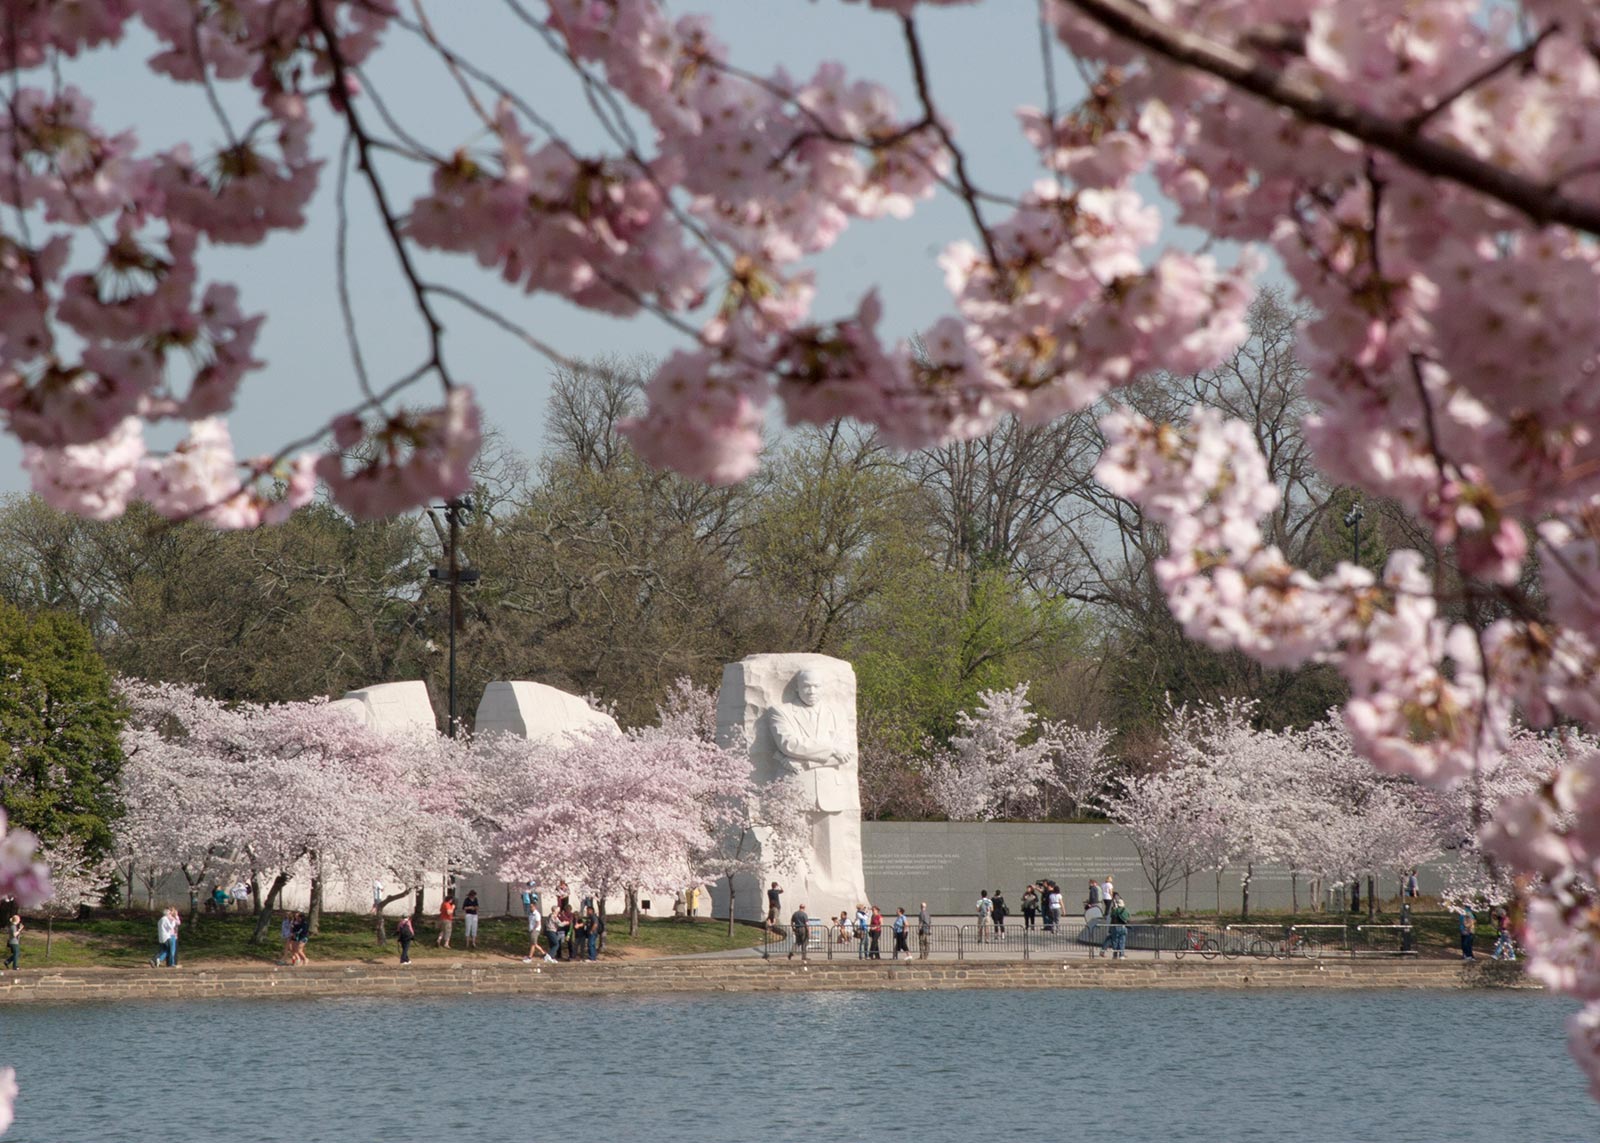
[716,653,867,922]
[325,680,437,738]
[474,680,621,744]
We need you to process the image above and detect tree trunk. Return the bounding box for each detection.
[249,872,291,945]
[1214,871,1224,920]
[1241,863,1253,921]
[250,874,262,915]
[374,890,410,945]
[413,885,425,921]
[1366,874,1376,921]
[725,875,736,938]
[1291,871,1299,913]
[308,862,324,936]
[627,887,640,937]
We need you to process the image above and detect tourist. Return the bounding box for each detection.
[5,914,22,969]
[1405,868,1419,899]
[556,881,571,913]
[991,890,1008,940]
[395,914,415,965]
[766,881,783,930]
[1047,884,1063,933]
[278,912,295,964]
[1107,894,1130,960]
[152,908,176,968]
[1101,875,1115,910]
[571,907,590,962]
[789,903,810,961]
[835,911,850,942]
[436,892,456,948]
[1086,878,1101,913]
[917,903,931,959]
[976,890,992,943]
[523,901,549,962]
[169,907,182,966]
[869,905,883,958]
[556,902,575,959]
[855,904,870,959]
[892,908,910,960]
[290,911,309,965]
[544,906,565,961]
[462,890,481,950]
[209,884,229,914]
[1021,885,1039,931]
[583,905,601,960]
[1493,908,1517,962]
[1458,903,1477,961]
[230,881,250,911]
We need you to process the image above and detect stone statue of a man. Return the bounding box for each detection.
[769,667,861,888]
[715,653,867,921]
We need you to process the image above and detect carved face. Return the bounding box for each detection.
[795,671,824,707]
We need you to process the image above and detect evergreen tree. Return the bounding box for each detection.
[0,602,124,856]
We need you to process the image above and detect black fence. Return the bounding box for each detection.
[757,919,1422,961]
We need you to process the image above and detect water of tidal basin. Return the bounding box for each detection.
[4,988,1594,1142]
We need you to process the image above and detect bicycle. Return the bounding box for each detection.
[1249,930,1322,959]
[1173,927,1220,960]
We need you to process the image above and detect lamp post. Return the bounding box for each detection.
[428,496,480,738]
[1343,501,1364,568]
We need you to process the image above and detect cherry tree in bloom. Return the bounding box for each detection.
[15,0,1600,1099]
[928,683,1111,821]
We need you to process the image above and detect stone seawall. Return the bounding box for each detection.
[0,958,1530,1004]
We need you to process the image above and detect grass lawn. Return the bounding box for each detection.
[2,910,773,969]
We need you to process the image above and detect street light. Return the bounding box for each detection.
[1343,501,1364,567]
[428,496,480,738]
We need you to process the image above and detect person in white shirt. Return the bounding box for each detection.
[976,890,993,943]
[1102,876,1115,908]
[523,904,554,963]
[151,909,176,967]
[1047,888,1064,932]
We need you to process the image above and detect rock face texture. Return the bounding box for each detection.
[716,653,867,921]
[326,681,437,737]
[474,681,621,744]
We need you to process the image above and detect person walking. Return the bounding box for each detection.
[436,893,456,948]
[991,890,1009,940]
[1047,885,1063,933]
[855,904,871,959]
[1405,869,1419,899]
[1086,878,1101,913]
[976,890,993,943]
[5,914,23,969]
[278,911,295,964]
[1458,904,1477,960]
[892,908,910,960]
[151,908,178,968]
[169,907,182,967]
[395,914,415,965]
[1021,885,1039,931]
[1101,875,1115,910]
[290,911,309,965]
[462,890,481,950]
[554,902,574,960]
[523,901,553,963]
[869,906,883,959]
[1107,894,1130,959]
[766,882,783,931]
[917,902,931,960]
[789,904,810,962]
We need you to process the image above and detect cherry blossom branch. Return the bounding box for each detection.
[1404,24,1559,132]
[1062,0,1600,234]
[901,15,1006,278]
[309,0,453,392]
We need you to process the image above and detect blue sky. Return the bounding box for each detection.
[0,3,1114,494]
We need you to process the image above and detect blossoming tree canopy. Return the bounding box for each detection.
[8,0,1600,1097]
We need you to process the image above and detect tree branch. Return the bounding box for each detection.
[1063,0,1600,235]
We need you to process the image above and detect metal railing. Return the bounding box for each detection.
[758,918,1433,962]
